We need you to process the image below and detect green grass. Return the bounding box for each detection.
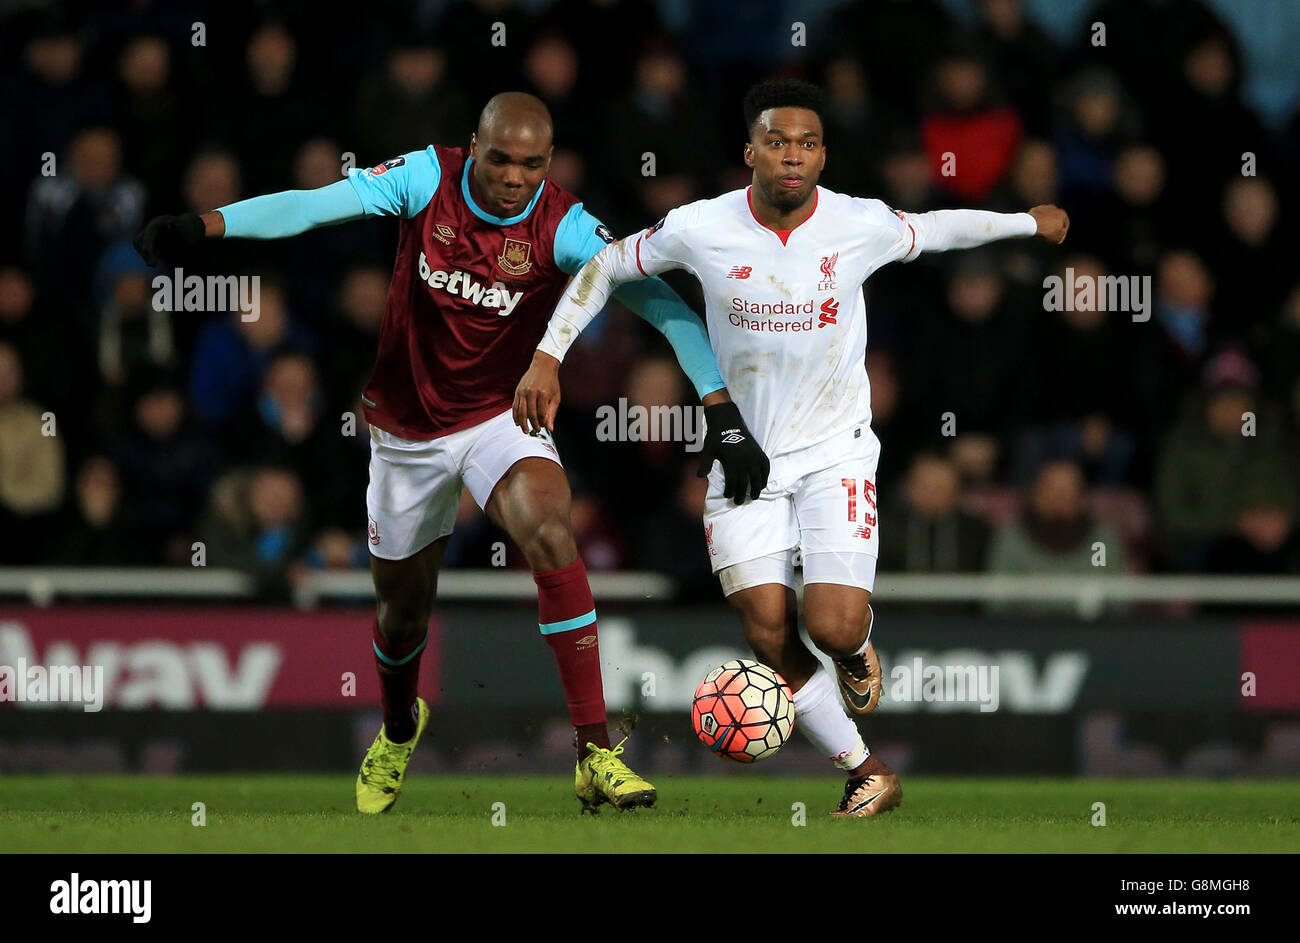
[1,775,1296,853]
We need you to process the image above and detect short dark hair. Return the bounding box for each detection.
[742,79,827,135]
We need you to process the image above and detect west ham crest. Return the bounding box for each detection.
[497,238,533,276]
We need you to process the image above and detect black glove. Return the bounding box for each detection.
[133,213,206,266]
[696,401,770,505]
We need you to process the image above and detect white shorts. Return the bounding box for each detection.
[365,408,562,560]
[706,422,881,595]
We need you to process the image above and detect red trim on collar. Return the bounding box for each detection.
[747,187,818,246]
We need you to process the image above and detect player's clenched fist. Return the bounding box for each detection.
[1028,204,1069,244]
[133,212,206,266]
[514,350,563,433]
[697,401,770,505]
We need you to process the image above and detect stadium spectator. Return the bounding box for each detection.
[23,126,145,307]
[0,340,66,562]
[320,265,386,414]
[830,0,955,117]
[188,279,315,427]
[111,372,216,563]
[879,453,990,573]
[1211,176,1289,342]
[56,456,143,565]
[522,31,588,175]
[817,56,886,195]
[95,242,174,389]
[921,51,1024,203]
[1155,28,1269,221]
[1155,347,1298,570]
[222,22,329,197]
[900,250,1029,473]
[4,26,110,261]
[605,40,719,230]
[1051,68,1141,204]
[352,43,473,164]
[1129,249,1220,476]
[989,138,1067,289]
[303,526,370,571]
[197,464,312,596]
[986,459,1128,614]
[1014,255,1136,485]
[0,265,86,426]
[113,35,192,212]
[243,351,360,527]
[1068,143,1173,273]
[970,0,1060,135]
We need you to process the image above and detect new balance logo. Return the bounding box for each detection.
[726,266,752,279]
[818,297,839,328]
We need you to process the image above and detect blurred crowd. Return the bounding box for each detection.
[1,0,1298,600]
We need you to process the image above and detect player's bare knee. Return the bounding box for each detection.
[523,515,577,571]
[804,612,864,659]
[375,597,432,644]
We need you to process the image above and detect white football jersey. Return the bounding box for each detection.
[624,186,921,467]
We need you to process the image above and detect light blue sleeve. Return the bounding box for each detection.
[343,147,441,218]
[554,203,726,399]
[218,147,442,238]
[218,180,366,238]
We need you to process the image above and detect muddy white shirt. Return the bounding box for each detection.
[541,186,1037,467]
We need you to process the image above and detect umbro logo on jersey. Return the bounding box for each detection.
[818,297,839,328]
[726,266,752,279]
[432,223,456,245]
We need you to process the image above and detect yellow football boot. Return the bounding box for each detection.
[355,697,429,814]
[574,738,657,813]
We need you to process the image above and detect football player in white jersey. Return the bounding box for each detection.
[514,79,1069,816]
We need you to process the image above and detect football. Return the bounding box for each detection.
[691,659,795,762]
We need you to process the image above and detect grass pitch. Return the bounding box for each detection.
[1,775,1296,853]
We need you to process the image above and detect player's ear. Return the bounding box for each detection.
[743,142,755,168]
[469,133,478,159]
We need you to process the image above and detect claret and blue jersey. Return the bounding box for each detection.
[217,145,724,441]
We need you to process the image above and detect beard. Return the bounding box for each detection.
[760,176,815,212]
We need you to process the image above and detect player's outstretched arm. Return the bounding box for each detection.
[899,203,1068,258]
[516,229,771,503]
[514,238,645,434]
[135,149,438,266]
[134,180,367,266]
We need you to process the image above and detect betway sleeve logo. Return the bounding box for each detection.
[418,251,522,316]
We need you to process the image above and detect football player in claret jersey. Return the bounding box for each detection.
[135,92,770,814]
[517,79,1069,816]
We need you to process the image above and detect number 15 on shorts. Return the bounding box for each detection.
[841,478,877,540]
